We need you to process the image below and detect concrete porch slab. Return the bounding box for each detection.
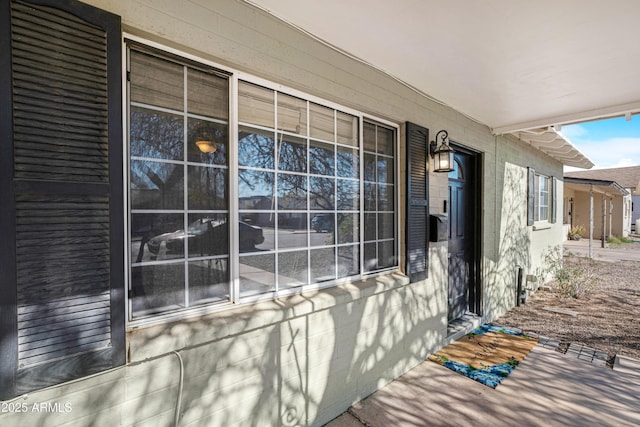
[324,344,640,427]
[614,354,640,377]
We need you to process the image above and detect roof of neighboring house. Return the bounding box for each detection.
[564,177,629,196]
[565,166,640,190]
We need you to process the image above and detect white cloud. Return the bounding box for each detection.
[559,125,587,139]
[571,137,640,169]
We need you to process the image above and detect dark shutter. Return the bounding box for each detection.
[406,122,429,282]
[551,177,558,224]
[527,167,536,226]
[1,0,123,399]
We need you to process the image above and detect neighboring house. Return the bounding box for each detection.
[565,166,640,238]
[0,1,592,426]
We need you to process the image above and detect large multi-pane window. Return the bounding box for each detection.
[127,44,397,322]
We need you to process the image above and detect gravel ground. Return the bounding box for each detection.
[496,241,640,360]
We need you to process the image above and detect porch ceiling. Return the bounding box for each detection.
[245,0,640,136]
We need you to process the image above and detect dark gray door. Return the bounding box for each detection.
[447,151,475,321]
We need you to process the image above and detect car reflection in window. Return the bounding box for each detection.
[311,214,333,233]
[147,218,264,257]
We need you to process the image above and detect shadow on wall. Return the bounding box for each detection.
[484,163,531,321]
[1,266,449,427]
[126,274,447,427]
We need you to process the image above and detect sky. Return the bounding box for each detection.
[560,115,640,172]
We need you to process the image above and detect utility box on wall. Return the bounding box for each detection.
[429,214,448,242]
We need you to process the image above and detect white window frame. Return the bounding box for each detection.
[123,35,400,328]
[537,174,550,222]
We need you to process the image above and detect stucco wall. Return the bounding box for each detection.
[484,134,564,320]
[1,0,565,426]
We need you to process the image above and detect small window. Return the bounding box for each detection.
[537,174,550,221]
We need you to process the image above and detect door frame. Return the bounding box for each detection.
[449,142,482,316]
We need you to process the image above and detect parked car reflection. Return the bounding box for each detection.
[311,214,333,233]
[147,218,264,256]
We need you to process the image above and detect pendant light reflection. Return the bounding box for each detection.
[194,126,217,153]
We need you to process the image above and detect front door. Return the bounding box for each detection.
[447,149,479,321]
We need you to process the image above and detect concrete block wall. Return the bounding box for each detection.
[0,0,566,425]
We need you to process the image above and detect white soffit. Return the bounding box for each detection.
[515,128,594,169]
[245,0,640,134]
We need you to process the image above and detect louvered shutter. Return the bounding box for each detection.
[0,0,123,399]
[527,167,536,226]
[406,122,429,282]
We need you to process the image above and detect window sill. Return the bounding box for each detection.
[532,222,551,231]
[126,271,410,362]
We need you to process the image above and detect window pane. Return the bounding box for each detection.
[310,248,335,283]
[278,250,308,289]
[310,103,334,141]
[130,160,183,210]
[378,157,394,184]
[364,213,376,241]
[378,240,396,269]
[188,258,229,305]
[337,111,358,146]
[310,214,335,247]
[378,185,394,211]
[130,107,183,160]
[309,140,335,176]
[310,177,335,210]
[363,122,376,152]
[338,245,359,278]
[239,127,275,169]
[337,179,359,210]
[278,93,307,135]
[364,242,376,272]
[131,213,184,262]
[239,81,274,127]
[337,213,358,244]
[239,214,273,252]
[278,213,307,249]
[239,170,274,209]
[364,183,376,211]
[278,173,307,210]
[378,213,394,240]
[539,207,549,221]
[131,263,185,318]
[377,126,395,156]
[278,135,307,172]
[187,68,228,119]
[130,50,183,111]
[239,253,276,297]
[364,153,376,182]
[188,166,227,210]
[188,119,228,165]
[337,147,359,178]
[186,215,229,257]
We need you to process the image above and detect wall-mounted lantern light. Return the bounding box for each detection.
[429,129,455,173]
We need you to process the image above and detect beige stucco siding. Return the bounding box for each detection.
[1,1,566,426]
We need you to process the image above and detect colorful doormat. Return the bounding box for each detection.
[428,324,538,388]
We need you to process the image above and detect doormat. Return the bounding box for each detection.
[428,324,538,388]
